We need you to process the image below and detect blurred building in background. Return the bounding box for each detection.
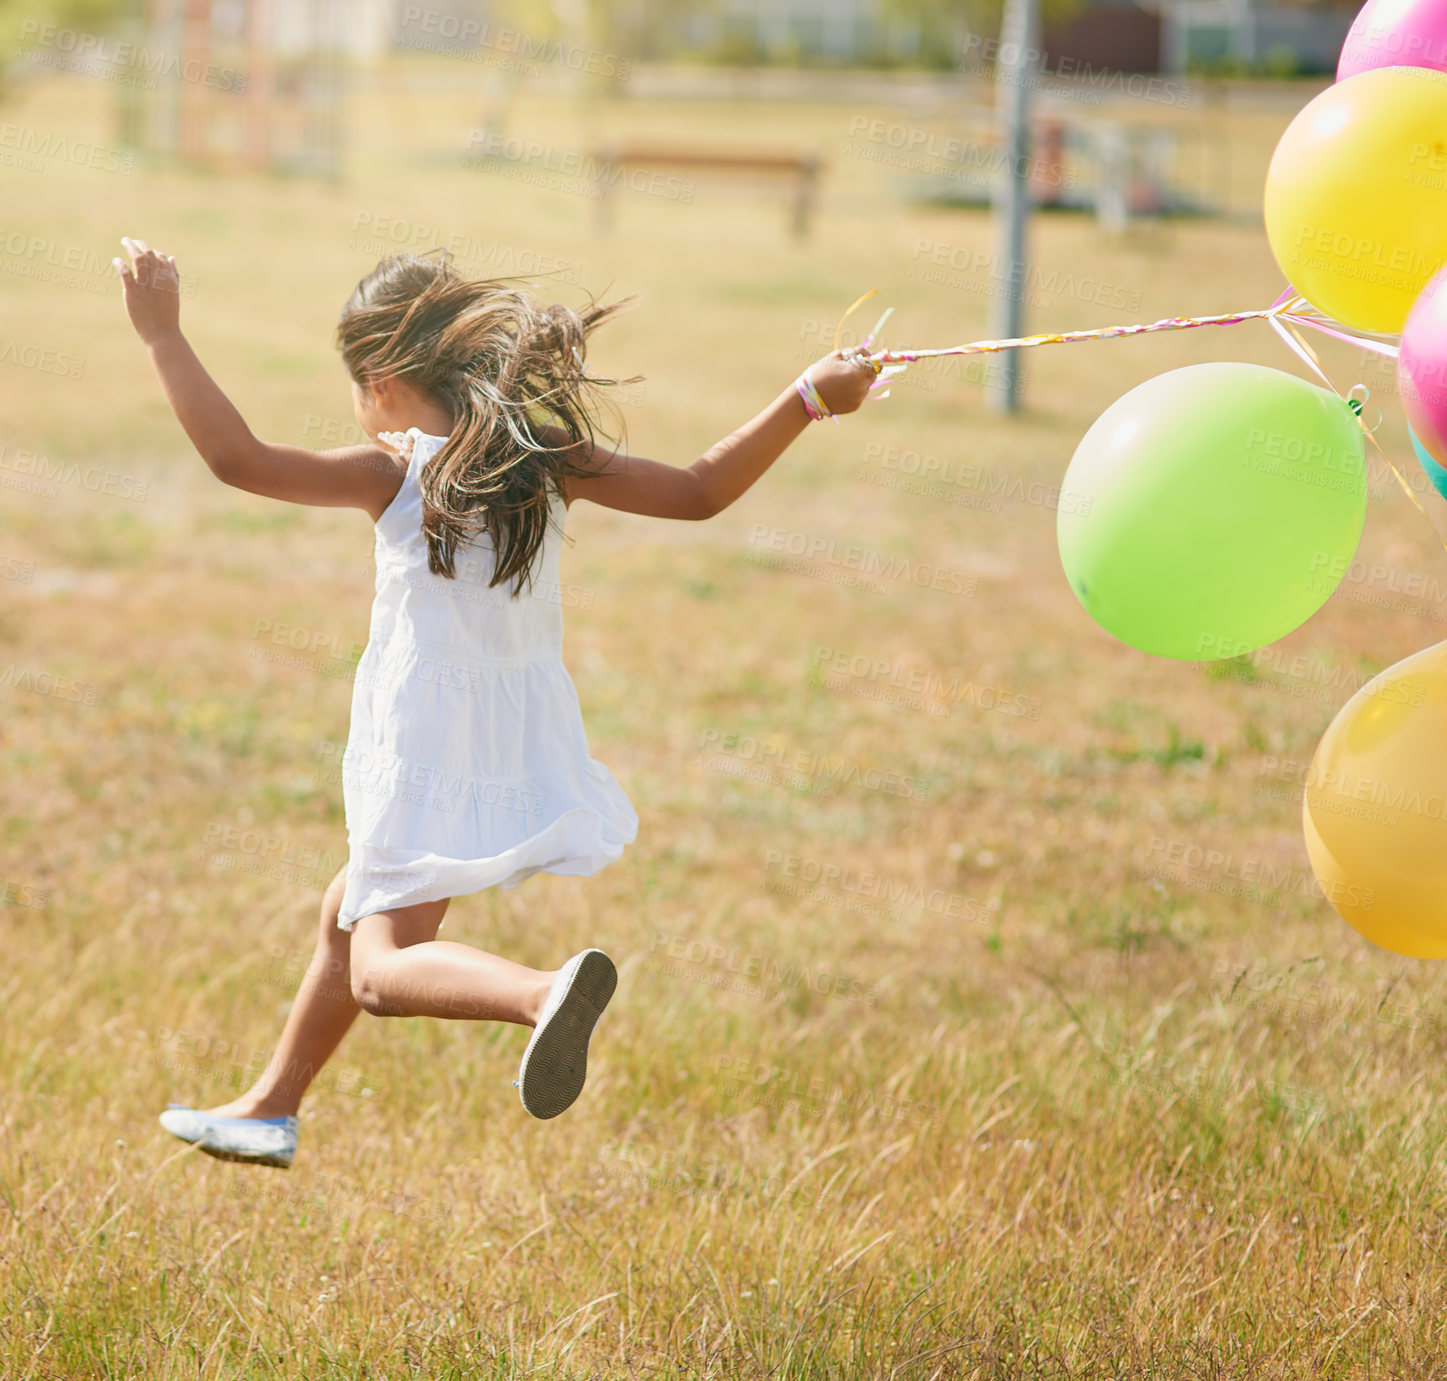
[672,0,937,65]
[1028,0,1359,77]
[1154,0,1359,74]
[122,0,396,60]
[281,0,395,56]
[66,0,1366,82]
[653,0,1357,74]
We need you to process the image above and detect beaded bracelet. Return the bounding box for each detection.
[795,368,838,424]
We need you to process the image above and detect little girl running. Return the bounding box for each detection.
[114,236,881,1168]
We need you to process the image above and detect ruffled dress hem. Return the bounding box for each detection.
[337,799,636,929]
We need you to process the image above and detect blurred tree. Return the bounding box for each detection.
[500,0,1103,71]
[0,0,134,90]
[882,0,1082,67]
[498,0,718,66]
[597,0,719,64]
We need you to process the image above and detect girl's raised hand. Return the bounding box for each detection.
[806,348,884,417]
[114,237,183,345]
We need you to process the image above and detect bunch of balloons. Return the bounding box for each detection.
[1052,0,1447,956]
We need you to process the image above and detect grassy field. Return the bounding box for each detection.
[3,54,1447,1379]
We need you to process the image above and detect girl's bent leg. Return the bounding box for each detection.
[349,899,555,1026]
[199,869,363,1119]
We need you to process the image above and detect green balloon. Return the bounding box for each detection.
[1056,362,1367,661]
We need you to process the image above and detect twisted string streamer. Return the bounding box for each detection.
[845,290,1402,367]
[833,288,1447,560]
[870,306,1292,363]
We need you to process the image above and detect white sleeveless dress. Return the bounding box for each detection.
[336,428,638,931]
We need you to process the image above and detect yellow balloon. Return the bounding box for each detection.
[1302,639,1447,957]
[1303,798,1446,959]
[1264,66,1447,334]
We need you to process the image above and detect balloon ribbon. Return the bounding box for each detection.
[841,290,1447,559]
[853,292,1397,366]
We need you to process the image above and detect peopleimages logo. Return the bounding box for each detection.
[0,444,147,500]
[648,932,879,1005]
[399,6,631,79]
[463,132,695,203]
[861,443,1093,515]
[762,849,997,921]
[1243,427,1363,475]
[909,237,1141,312]
[1308,550,1447,604]
[958,34,1192,107]
[0,121,134,175]
[746,524,978,597]
[810,644,1042,720]
[1306,770,1446,821]
[697,728,930,802]
[0,339,84,380]
[347,214,585,284]
[1289,225,1434,290]
[17,20,248,91]
[844,117,1075,189]
[1144,837,1375,911]
[2,240,192,299]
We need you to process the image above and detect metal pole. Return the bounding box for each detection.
[988,0,1040,413]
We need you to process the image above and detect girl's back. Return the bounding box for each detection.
[369,426,569,665]
[342,426,632,931]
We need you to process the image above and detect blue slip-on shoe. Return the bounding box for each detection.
[516,948,617,1120]
[158,1104,298,1169]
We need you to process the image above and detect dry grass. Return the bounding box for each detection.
[2,59,1447,1379]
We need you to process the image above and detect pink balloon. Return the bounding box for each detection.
[1400,266,1447,465]
[1338,0,1447,78]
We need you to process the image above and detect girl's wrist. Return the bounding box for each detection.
[143,326,187,352]
[794,368,838,425]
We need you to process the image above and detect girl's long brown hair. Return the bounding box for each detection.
[336,250,632,590]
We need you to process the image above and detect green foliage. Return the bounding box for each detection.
[1189,45,1312,78]
[884,0,1088,55]
[497,0,721,67]
[503,0,1086,72]
[2,0,133,40]
[1262,43,1300,78]
[0,0,134,86]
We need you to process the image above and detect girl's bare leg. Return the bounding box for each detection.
[347,900,556,1025]
[199,869,365,1119]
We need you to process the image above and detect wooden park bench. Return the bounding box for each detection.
[590,144,823,238]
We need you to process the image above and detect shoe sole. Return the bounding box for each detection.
[160,1108,296,1169]
[194,1141,294,1170]
[518,949,617,1120]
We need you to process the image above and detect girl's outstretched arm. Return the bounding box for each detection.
[115,238,406,521]
[561,351,879,520]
